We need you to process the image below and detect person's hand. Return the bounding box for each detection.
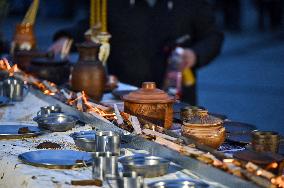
[180,48,197,70]
[48,37,70,55]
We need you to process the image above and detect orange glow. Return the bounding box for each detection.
[271,176,284,187]
[0,58,114,120]
[81,91,115,119]
[266,162,278,170]
[0,59,22,76]
[0,58,11,70]
[8,64,20,76]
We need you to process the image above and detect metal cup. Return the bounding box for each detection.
[2,77,28,101]
[37,105,62,116]
[92,152,119,181]
[115,172,144,188]
[95,131,120,155]
[252,131,280,153]
[0,81,4,96]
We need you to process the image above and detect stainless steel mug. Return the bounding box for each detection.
[3,77,28,101]
[92,152,118,181]
[37,105,62,116]
[115,172,144,188]
[95,131,120,155]
[0,81,4,96]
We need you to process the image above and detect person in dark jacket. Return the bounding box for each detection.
[51,0,224,105]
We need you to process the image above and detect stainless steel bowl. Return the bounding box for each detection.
[148,179,209,188]
[70,131,96,152]
[36,113,77,132]
[119,154,169,178]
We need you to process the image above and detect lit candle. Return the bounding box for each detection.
[101,0,107,32]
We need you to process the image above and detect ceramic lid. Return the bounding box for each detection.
[183,107,223,126]
[123,82,174,104]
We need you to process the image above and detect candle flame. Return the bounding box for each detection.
[223,159,234,163]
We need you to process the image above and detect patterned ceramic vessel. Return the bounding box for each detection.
[181,108,225,149]
[123,82,174,129]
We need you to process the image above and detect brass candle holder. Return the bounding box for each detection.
[87,0,111,65]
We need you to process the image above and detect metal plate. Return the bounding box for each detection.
[0,96,11,107]
[227,134,252,144]
[148,179,209,188]
[224,121,257,134]
[18,150,93,169]
[224,121,257,144]
[0,124,42,139]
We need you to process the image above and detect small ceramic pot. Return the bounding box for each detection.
[123,82,174,129]
[181,108,225,149]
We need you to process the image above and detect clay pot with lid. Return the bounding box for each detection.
[181,107,226,149]
[71,41,106,102]
[123,82,175,129]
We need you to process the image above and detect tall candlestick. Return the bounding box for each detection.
[95,0,101,27]
[90,0,95,28]
[101,0,107,32]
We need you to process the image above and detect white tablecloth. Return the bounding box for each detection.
[0,86,226,188]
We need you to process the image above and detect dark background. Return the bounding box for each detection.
[0,0,284,134]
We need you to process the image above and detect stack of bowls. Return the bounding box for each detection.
[252,131,280,153]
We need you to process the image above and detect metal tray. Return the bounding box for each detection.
[148,179,209,188]
[0,124,42,139]
[18,150,93,169]
[119,154,169,178]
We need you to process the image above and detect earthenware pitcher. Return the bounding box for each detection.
[71,41,106,102]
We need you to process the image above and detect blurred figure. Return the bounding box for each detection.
[0,0,9,54]
[50,0,224,105]
[213,0,241,32]
[254,0,283,30]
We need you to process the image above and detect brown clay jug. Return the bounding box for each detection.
[13,23,36,51]
[71,41,106,102]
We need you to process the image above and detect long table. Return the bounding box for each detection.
[0,83,259,188]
